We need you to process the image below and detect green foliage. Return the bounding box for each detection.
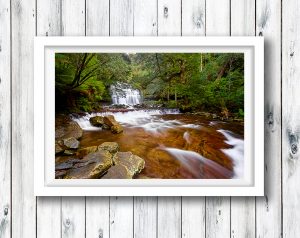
[55,52,244,116]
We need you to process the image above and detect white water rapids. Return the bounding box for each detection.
[72,109,244,179]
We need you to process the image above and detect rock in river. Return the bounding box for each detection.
[55,120,83,140]
[98,142,119,154]
[111,124,123,134]
[89,116,104,127]
[76,145,98,158]
[113,152,145,177]
[62,137,80,149]
[103,115,118,127]
[65,150,113,179]
[101,164,132,179]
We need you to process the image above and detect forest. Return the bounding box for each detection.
[55,52,245,180]
[55,52,244,117]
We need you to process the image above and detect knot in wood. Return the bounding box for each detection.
[65,218,71,227]
[164,6,168,18]
[291,143,298,155]
[3,206,8,216]
[196,18,202,28]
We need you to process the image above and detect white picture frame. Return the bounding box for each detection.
[34,36,264,196]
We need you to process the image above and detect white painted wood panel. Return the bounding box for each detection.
[230,1,256,237]
[205,1,231,238]
[60,1,86,238]
[110,197,134,238]
[86,197,110,238]
[256,0,282,237]
[61,197,85,238]
[133,1,158,237]
[85,2,110,238]
[36,1,62,237]
[110,0,134,36]
[206,0,230,36]
[182,0,205,36]
[134,197,157,238]
[282,0,300,237]
[182,197,205,238]
[181,1,206,237]
[157,197,181,238]
[86,0,110,36]
[2,0,291,237]
[109,2,134,237]
[0,0,11,237]
[157,0,181,36]
[11,0,36,237]
[133,0,157,36]
[157,1,182,237]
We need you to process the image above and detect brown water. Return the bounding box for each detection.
[73,110,244,179]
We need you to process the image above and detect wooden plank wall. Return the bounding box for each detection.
[0,0,296,237]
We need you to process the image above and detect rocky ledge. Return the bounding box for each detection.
[55,142,145,179]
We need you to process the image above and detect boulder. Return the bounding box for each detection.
[76,146,98,158]
[89,116,104,127]
[111,124,123,134]
[113,152,145,177]
[101,164,132,179]
[55,118,83,140]
[62,137,80,149]
[98,142,119,154]
[103,115,118,127]
[65,150,113,179]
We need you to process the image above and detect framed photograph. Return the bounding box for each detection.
[34,37,264,196]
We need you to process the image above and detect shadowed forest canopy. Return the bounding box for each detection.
[55,52,244,116]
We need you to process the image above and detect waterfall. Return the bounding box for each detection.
[110,83,142,105]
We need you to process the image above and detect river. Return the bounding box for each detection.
[72,109,244,179]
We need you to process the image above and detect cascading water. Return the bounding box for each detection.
[110,83,142,105]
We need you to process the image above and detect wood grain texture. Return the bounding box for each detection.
[61,0,85,36]
[85,2,110,238]
[181,1,206,237]
[133,0,157,36]
[282,0,300,237]
[86,0,109,36]
[205,1,231,237]
[206,0,230,36]
[0,0,10,237]
[230,1,256,237]
[61,197,85,238]
[11,0,36,237]
[134,197,157,238]
[157,197,181,238]
[61,1,86,238]
[182,197,205,238]
[256,0,282,237]
[157,0,181,36]
[36,1,62,237]
[37,197,61,238]
[86,197,109,238]
[110,197,133,238]
[109,2,134,237]
[133,2,158,237]
[182,0,205,36]
[157,2,182,237]
[2,0,291,237]
[110,0,134,36]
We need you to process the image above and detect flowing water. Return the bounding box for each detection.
[72,109,244,179]
[110,83,142,105]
